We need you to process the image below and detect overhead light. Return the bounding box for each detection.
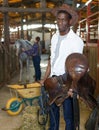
[54,21,57,24]
[85,0,92,6]
[23,19,26,22]
[76,3,80,8]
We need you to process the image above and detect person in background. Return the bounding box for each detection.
[40,4,84,130]
[36,36,42,55]
[24,36,41,81]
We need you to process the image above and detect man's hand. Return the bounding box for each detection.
[21,48,25,51]
[68,89,73,97]
[39,79,45,86]
[68,89,79,99]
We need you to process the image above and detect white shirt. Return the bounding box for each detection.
[50,29,84,76]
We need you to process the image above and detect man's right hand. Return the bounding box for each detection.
[21,48,25,51]
[39,79,45,86]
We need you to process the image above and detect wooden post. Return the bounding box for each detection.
[20,13,24,39]
[3,0,10,81]
[96,16,99,95]
[40,0,46,51]
[86,3,91,44]
[26,15,29,40]
[3,0,10,47]
[17,27,20,39]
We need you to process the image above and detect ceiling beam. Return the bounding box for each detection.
[0,7,51,13]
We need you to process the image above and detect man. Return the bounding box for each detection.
[40,4,84,130]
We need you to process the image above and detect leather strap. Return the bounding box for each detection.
[73,92,80,130]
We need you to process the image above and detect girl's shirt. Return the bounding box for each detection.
[25,42,40,56]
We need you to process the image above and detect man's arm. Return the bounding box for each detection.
[40,59,51,85]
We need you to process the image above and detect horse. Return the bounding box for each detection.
[15,39,33,83]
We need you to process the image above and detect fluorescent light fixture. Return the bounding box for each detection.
[85,0,92,6]
[27,24,42,29]
[44,24,57,29]
[10,24,58,32]
[10,27,17,32]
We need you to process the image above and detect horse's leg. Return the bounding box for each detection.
[26,58,30,82]
[19,59,23,83]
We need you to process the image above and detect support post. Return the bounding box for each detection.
[3,0,10,81]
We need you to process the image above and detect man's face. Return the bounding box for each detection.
[56,12,71,34]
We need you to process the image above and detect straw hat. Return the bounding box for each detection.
[52,4,78,26]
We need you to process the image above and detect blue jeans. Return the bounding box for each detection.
[49,97,75,130]
[32,55,41,81]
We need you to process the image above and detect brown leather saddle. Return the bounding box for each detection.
[44,53,97,108]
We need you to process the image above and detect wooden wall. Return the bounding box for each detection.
[84,44,99,96]
[0,45,19,84]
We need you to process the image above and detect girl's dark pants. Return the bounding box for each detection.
[32,55,41,81]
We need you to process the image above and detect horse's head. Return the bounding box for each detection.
[15,39,32,56]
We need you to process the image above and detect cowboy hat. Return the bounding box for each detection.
[52,4,78,26]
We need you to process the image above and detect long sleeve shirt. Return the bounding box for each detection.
[25,42,40,56]
[50,29,84,76]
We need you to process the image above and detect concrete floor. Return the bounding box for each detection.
[0,54,91,130]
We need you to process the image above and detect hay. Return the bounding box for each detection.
[15,106,49,130]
